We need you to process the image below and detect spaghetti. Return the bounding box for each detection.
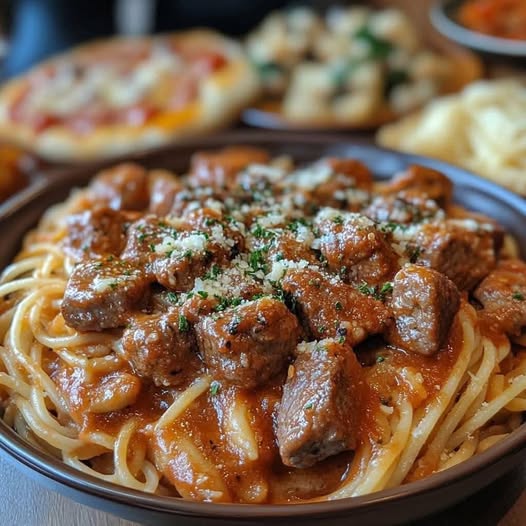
[0,149,525,504]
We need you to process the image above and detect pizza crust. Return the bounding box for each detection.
[0,30,260,162]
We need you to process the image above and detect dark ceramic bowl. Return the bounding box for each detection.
[0,133,525,526]
[431,0,526,60]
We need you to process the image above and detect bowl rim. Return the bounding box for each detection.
[430,0,526,57]
[0,134,525,519]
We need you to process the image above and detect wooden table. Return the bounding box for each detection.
[0,452,524,526]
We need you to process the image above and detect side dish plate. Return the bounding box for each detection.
[0,133,525,526]
[431,0,526,59]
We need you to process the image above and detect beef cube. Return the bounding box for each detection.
[277,338,361,468]
[413,220,497,290]
[90,163,149,211]
[474,259,526,337]
[387,264,460,356]
[310,158,373,209]
[121,215,181,263]
[195,298,300,388]
[121,310,198,387]
[190,147,270,190]
[62,208,129,262]
[316,210,399,287]
[122,214,236,291]
[363,192,442,225]
[282,158,372,211]
[385,165,453,207]
[61,259,151,331]
[148,169,184,216]
[282,268,391,346]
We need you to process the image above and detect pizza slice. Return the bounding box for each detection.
[0,30,260,162]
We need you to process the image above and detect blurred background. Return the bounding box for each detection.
[0,0,339,78]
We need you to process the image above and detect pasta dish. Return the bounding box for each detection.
[0,147,525,503]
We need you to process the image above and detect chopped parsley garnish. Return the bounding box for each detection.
[249,248,268,273]
[335,301,343,311]
[318,325,327,334]
[210,381,221,396]
[376,356,385,363]
[287,218,308,234]
[109,281,118,290]
[357,281,376,297]
[183,250,193,260]
[178,314,189,333]
[381,221,408,233]
[379,282,394,296]
[354,25,393,60]
[252,223,274,239]
[304,402,314,410]
[357,281,393,302]
[205,218,219,227]
[205,264,221,280]
[512,292,525,301]
[148,243,156,253]
[197,290,209,299]
[167,292,178,304]
[332,215,344,225]
[213,296,243,312]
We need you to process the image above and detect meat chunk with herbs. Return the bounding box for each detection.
[387,264,460,356]
[384,165,453,207]
[316,210,399,287]
[90,163,149,211]
[62,208,129,262]
[282,268,391,346]
[148,169,184,216]
[195,298,300,389]
[283,158,372,211]
[363,192,443,225]
[61,258,151,332]
[277,338,361,468]
[412,220,497,290]
[190,146,270,190]
[474,259,526,337]
[122,212,243,292]
[121,310,198,387]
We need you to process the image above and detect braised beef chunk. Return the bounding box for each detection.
[122,212,243,292]
[121,311,198,387]
[62,208,128,261]
[61,259,151,331]
[413,221,497,290]
[386,265,460,355]
[316,211,399,287]
[363,192,442,224]
[474,259,526,337]
[90,163,149,211]
[307,158,372,209]
[148,170,184,216]
[251,229,319,266]
[190,147,270,190]
[121,215,174,264]
[277,339,361,468]
[385,165,453,207]
[282,268,391,346]
[195,298,300,389]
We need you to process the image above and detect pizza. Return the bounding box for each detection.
[0,30,260,162]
